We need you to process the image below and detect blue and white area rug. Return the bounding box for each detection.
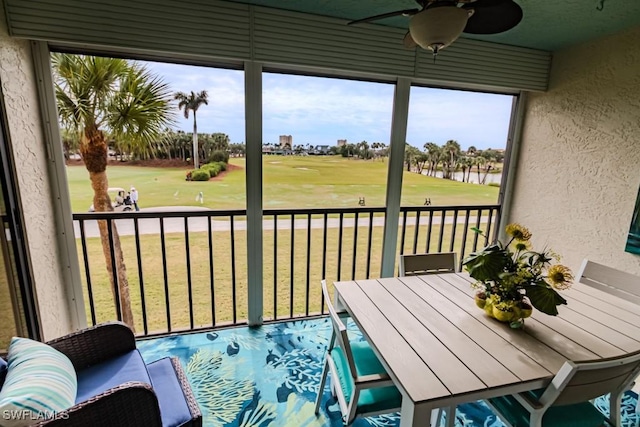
[138,318,640,427]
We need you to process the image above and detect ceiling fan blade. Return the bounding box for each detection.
[348,8,419,25]
[402,31,418,49]
[462,0,523,34]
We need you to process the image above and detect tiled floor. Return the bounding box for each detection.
[138,318,640,427]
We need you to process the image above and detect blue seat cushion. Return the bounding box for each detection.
[489,389,606,427]
[331,342,402,415]
[75,349,151,404]
[147,357,193,427]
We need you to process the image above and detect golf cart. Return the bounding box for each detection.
[88,187,133,212]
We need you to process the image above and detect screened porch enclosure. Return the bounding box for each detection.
[2,1,640,427]
[0,5,639,423]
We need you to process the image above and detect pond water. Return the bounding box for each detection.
[425,170,502,185]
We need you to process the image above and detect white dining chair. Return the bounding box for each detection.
[578,259,640,414]
[399,252,457,277]
[576,259,640,305]
[314,280,401,425]
[315,280,454,426]
[486,349,640,427]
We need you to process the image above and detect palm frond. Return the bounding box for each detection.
[53,53,174,155]
[108,66,175,146]
[173,88,209,117]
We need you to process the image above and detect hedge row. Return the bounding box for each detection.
[190,169,210,181]
[187,161,228,181]
[201,161,227,177]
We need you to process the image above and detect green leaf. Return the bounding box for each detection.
[525,284,567,315]
[462,244,510,281]
[470,227,483,234]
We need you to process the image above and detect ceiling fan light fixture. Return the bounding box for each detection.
[409,6,473,53]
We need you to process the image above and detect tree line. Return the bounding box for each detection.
[334,140,503,185]
[407,140,503,184]
[62,128,247,163]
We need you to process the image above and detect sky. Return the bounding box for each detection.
[143,60,514,150]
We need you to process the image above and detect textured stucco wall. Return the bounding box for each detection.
[0,3,73,339]
[510,26,640,275]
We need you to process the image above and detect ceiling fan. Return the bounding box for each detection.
[348,0,523,57]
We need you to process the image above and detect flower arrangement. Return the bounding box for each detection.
[462,223,573,327]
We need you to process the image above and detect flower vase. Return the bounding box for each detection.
[474,292,532,328]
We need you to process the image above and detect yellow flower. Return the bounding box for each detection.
[547,264,573,290]
[514,241,530,251]
[506,223,532,241]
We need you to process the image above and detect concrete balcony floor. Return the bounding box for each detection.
[137,318,640,427]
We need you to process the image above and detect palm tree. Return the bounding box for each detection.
[371,142,380,159]
[358,141,370,159]
[415,153,429,174]
[459,156,473,182]
[53,54,173,329]
[404,143,421,171]
[480,149,497,184]
[423,142,441,176]
[475,155,486,183]
[442,140,461,179]
[174,90,209,169]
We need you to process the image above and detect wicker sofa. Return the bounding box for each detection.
[2,322,201,427]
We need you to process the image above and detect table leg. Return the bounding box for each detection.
[399,395,436,427]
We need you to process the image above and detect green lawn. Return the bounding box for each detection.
[66,156,498,212]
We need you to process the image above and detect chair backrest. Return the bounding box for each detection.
[576,259,640,305]
[321,280,357,378]
[541,349,640,407]
[399,252,457,276]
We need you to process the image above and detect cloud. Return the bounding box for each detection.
[141,60,513,149]
[143,60,246,141]
[406,88,513,149]
[262,74,394,145]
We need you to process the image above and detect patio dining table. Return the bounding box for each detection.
[333,273,640,427]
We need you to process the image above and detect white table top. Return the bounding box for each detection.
[334,273,640,407]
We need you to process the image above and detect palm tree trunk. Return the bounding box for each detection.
[82,126,135,330]
[481,165,492,185]
[192,112,199,169]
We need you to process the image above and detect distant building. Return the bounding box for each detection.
[310,145,331,155]
[279,135,292,148]
[337,139,347,147]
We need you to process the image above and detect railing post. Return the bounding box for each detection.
[381,78,411,277]
[245,60,264,326]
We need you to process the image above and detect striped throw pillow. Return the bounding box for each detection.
[0,337,77,427]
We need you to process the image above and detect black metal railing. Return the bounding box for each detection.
[398,205,500,270]
[262,207,386,322]
[74,209,246,337]
[73,204,499,337]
